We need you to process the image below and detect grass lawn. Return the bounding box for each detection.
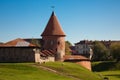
[0,63,73,80]
[92,61,120,80]
[0,62,102,80]
[95,71,120,80]
[40,62,102,80]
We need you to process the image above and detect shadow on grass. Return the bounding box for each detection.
[92,61,120,71]
[105,74,120,78]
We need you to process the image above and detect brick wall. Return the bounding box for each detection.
[76,61,91,71]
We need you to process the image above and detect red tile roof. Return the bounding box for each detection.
[41,50,56,56]
[41,12,66,36]
[0,38,37,47]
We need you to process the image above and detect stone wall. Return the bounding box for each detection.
[64,60,91,71]
[76,61,91,71]
[0,47,35,62]
[39,56,55,63]
[42,36,65,61]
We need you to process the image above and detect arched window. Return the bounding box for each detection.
[58,41,60,45]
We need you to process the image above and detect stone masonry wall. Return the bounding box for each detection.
[76,61,91,71]
[0,47,35,62]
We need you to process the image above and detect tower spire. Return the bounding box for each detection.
[41,11,65,36]
[51,6,55,11]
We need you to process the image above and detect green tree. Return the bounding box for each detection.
[65,41,72,55]
[92,41,109,61]
[110,42,120,62]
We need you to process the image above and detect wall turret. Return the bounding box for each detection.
[41,12,66,61]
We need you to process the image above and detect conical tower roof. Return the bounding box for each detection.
[41,12,66,36]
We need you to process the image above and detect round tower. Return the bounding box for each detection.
[41,12,66,61]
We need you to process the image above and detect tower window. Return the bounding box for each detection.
[58,41,60,45]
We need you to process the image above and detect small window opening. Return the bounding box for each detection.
[58,41,60,45]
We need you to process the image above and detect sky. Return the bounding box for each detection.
[0,0,120,44]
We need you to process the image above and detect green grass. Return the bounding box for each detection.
[0,62,102,80]
[95,71,120,80]
[40,62,102,80]
[92,61,120,71]
[92,61,120,80]
[0,63,73,80]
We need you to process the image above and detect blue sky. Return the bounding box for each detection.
[0,0,120,44]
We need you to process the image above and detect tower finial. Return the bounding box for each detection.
[51,6,55,11]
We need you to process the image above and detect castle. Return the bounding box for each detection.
[0,12,66,63]
[0,12,91,70]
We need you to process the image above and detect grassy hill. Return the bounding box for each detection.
[92,61,120,71]
[0,63,72,80]
[0,62,102,80]
[92,61,120,80]
[40,62,102,80]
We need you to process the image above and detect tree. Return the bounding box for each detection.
[110,42,120,62]
[92,41,109,61]
[65,41,72,55]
